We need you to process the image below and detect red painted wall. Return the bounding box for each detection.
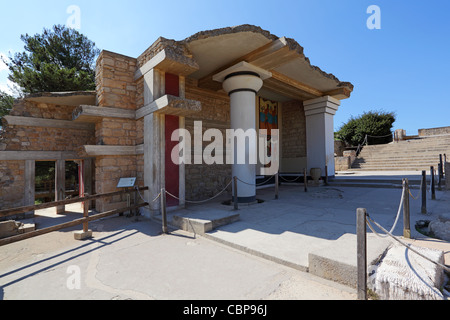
[165,73,180,97]
[165,115,180,207]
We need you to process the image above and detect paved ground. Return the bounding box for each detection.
[1,170,448,300]
[0,215,356,300]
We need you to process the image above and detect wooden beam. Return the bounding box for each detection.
[0,202,149,247]
[270,70,323,97]
[323,87,352,100]
[0,187,149,218]
[198,37,299,91]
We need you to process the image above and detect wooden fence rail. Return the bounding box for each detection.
[0,186,149,247]
[0,187,149,218]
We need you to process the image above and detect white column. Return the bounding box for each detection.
[304,96,340,177]
[214,62,271,203]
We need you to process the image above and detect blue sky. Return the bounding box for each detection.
[1,0,449,134]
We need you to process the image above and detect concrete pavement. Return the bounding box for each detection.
[0,214,356,300]
[1,169,448,300]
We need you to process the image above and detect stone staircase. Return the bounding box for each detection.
[351,135,450,171]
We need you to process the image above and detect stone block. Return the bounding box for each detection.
[74,230,93,240]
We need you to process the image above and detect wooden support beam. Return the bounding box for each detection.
[0,187,149,218]
[198,37,299,91]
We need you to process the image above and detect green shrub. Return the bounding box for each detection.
[336,111,396,146]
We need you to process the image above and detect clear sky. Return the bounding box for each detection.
[1,0,449,134]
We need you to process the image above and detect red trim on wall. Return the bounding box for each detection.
[165,115,180,207]
[165,73,180,97]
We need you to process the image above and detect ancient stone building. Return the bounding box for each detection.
[0,25,354,217]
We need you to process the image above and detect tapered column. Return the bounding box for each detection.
[214,62,271,203]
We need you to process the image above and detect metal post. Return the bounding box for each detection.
[356,208,367,301]
[304,168,308,193]
[403,179,411,239]
[233,176,238,210]
[438,163,442,191]
[439,154,444,179]
[421,170,427,214]
[275,173,279,200]
[161,188,168,234]
[431,166,436,200]
[324,165,328,186]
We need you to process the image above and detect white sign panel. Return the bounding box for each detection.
[117,177,136,188]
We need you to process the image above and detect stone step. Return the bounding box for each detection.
[308,233,392,288]
[156,210,241,235]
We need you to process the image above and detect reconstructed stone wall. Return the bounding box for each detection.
[418,126,450,137]
[0,100,95,211]
[96,50,137,110]
[94,51,141,211]
[184,85,232,201]
[281,100,306,159]
[94,155,139,212]
[0,161,25,212]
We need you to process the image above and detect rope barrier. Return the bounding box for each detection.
[366,133,393,138]
[365,186,405,238]
[279,175,303,183]
[236,173,277,187]
[365,213,450,273]
[164,179,233,204]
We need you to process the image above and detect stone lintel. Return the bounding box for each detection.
[3,115,94,131]
[135,48,199,80]
[136,94,201,119]
[72,105,136,123]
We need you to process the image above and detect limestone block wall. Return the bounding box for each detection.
[0,161,25,212]
[281,100,307,172]
[184,84,232,201]
[95,118,137,146]
[94,155,138,212]
[0,100,95,211]
[96,50,137,110]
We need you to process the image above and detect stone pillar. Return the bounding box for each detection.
[213,62,271,203]
[24,160,35,218]
[55,159,66,214]
[143,69,164,215]
[304,96,340,177]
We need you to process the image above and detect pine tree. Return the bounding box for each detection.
[4,25,100,94]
